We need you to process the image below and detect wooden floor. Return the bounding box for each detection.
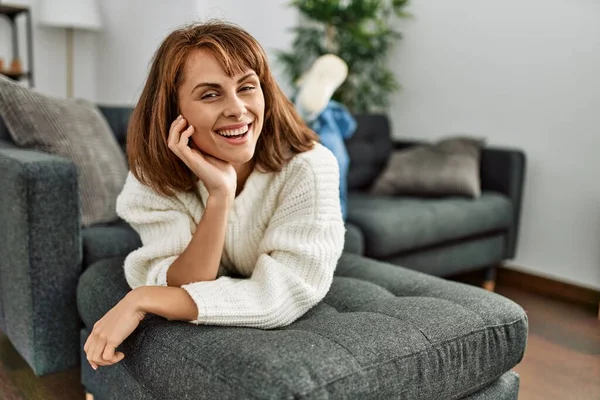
[0,284,598,399]
[495,286,600,400]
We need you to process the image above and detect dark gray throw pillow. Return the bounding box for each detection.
[371,136,485,198]
[0,76,128,226]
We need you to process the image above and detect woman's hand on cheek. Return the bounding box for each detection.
[168,115,237,203]
[83,291,146,370]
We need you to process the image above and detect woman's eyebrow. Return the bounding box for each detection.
[191,73,257,94]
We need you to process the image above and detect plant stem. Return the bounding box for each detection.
[326,25,335,53]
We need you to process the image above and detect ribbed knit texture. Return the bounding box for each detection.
[116,143,345,329]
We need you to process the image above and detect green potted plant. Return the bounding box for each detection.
[277,0,410,114]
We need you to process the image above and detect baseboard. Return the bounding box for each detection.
[497,266,600,308]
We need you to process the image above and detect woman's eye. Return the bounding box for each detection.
[240,86,255,92]
[201,92,218,100]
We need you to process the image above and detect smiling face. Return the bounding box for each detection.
[177,49,265,170]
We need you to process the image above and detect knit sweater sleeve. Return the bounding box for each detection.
[115,173,200,289]
[181,148,346,329]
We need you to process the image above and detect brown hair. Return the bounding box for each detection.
[127,21,318,196]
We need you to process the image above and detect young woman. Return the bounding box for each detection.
[83,21,345,370]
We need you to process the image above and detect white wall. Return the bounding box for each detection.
[195,0,298,95]
[0,0,96,99]
[93,0,297,105]
[6,0,597,290]
[0,1,296,102]
[94,0,196,104]
[389,0,600,289]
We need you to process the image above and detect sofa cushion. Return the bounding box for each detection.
[82,220,141,267]
[0,76,128,226]
[347,191,512,258]
[371,137,485,198]
[343,223,364,255]
[78,253,527,400]
[387,234,506,277]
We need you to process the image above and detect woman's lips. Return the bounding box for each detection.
[215,123,252,145]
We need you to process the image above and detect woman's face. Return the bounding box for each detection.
[177,49,265,167]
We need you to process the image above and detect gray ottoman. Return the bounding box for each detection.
[77,253,527,399]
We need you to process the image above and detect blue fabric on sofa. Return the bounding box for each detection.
[78,253,527,400]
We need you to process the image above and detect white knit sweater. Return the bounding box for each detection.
[116,143,345,329]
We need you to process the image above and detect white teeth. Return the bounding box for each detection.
[217,124,249,137]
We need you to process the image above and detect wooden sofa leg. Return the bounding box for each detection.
[483,266,497,292]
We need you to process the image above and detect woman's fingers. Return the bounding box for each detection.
[83,335,100,369]
[90,334,107,367]
[113,352,126,363]
[102,343,117,363]
[170,114,183,130]
[83,334,91,354]
[86,337,100,370]
[83,330,127,369]
[94,352,125,368]
[179,127,199,160]
[178,125,195,148]
[167,116,187,149]
[87,336,122,368]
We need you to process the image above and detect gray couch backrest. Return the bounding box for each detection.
[346,115,392,192]
[0,107,393,192]
[96,106,133,154]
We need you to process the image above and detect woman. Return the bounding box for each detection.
[83,21,345,370]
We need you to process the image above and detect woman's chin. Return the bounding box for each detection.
[218,150,255,165]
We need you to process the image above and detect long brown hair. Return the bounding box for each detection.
[127,21,318,196]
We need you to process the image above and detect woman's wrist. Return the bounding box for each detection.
[207,191,234,209]
[126,286,151,315]
[126,286,197,321]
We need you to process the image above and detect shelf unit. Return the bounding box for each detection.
[0,3,34,86]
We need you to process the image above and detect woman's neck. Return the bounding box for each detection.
[233,161,255,196]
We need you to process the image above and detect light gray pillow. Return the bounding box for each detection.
[371,136,485,198]
[0,76,128,226]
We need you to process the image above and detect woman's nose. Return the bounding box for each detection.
[224,95,247,119]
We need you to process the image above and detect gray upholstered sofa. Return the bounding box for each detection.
[0,106,528,399]
[344,115,526,286]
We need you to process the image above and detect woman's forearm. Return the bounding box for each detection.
[132,286,198,321]
[167,195,230,286]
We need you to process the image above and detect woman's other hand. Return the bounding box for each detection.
[83,291,146,370]
[168,115,237,203]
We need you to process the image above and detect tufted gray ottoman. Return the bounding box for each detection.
[77,253,527,400]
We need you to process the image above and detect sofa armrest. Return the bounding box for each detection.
[479,147,526,259]
[393,140,526,259]
[0,140,82,376]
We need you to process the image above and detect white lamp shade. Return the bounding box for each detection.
[38,0,102,31]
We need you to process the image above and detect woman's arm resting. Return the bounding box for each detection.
[133,285,198,321]
[83,286,197,370]
[166,194,230,286]
[117,174,229,288]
